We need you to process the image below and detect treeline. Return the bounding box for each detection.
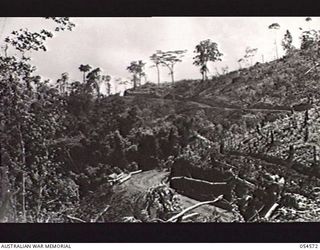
[0,51,209,221]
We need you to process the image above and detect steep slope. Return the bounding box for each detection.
[68,44,320,223]
[117,45,320,222]
[127,46,320,110]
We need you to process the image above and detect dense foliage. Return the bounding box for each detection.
[2,18,320,222]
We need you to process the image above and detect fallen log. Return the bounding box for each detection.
[172,174,255,189]
[215,160,237,169]
[181,212,199,221]
[264,203,279,220]
[114,170,142,184]
[305,63,320,75]
[130,170,143,175]
[171,176,227,186]
[195,133,214,146]
[116,173,126,179]
[166,195,223,222]
[234,176,256,189]
[247,205,265,222]
[118,174,131,184]
[91,205,110,222]
[66,215,86,223]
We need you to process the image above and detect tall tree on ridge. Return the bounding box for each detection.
[102,75,112,95]
[127,60,146,89]
[79,64,92,83]
[157,50,187,84]
[244,47,258,66]
[281,30,294,55]
[193,39,223,81]
[268,23,281,60]
[150,52,162,85]
[86,67,102,97]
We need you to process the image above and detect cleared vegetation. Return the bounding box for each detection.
[2,17,320,222]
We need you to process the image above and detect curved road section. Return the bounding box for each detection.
[113,169,236,222]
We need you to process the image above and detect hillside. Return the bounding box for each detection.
[115,45,320,222]
[3,20,320,223]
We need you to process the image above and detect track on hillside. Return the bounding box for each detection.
[124,95,293,113]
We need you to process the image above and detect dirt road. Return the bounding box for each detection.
[124,95,292,113]
[114,169,236,222]
[187,99,292,113]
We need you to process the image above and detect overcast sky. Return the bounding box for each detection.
[0,17,319,92]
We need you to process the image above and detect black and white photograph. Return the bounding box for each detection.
[1,16,320,229]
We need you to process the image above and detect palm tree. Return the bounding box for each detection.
[268,23,281,59]
[306,17,312,30]
[61,72,69,94]
[78,64,92,83]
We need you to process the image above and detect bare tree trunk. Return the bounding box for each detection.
[106,82,111,96]
[12,192,17,222]
[201,71,205,81]
[66,81,69,95]
[304,126,309,142]
[96,83,100,98]
[0,131,10,221]
[169,67,175,100]
[156,65,160,85]
[139,73,143,86]
[36,184,43,222]
[166,195,223,222]
[304,110,309,127]
[270,130,274,144]
[170,71,174,84]
[0,165,9,202]
[274,33,279,59]
[0,171,10,220]
[0,191,11,222]
[133,75,137,89]
[22,172,26,222]
[3,44,8,57]
[18,124,27,222]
